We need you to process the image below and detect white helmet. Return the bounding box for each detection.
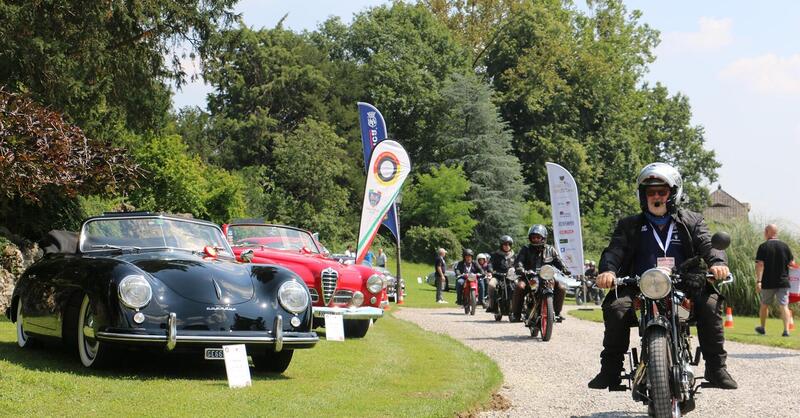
[636,162,683,214]
[476,253,489,261]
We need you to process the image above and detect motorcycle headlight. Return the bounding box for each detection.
[539,265,556,281]
[278,280,310,314]
[640,268,672,300]
[367,274,384,294]
[118,275,152,309]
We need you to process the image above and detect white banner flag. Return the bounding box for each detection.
[356,140,411,263]
[546,162,585,275]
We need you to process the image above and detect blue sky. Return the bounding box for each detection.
[172,1,800,230]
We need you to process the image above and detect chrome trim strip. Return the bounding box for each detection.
[96,332,319,345]
[274,315,283,353]
[312,306,384,319]
[167,313,177,351]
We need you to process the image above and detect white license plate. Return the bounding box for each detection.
[204,348,225,360]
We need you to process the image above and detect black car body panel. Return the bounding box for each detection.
[8,213,318,365]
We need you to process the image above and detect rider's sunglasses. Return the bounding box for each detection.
[645,189,669,197]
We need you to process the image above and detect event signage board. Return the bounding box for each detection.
[546,162,585,275]
[357,102,400,241]
[324,313,345,341]
[356,140,411,263]
[222,344,252,388]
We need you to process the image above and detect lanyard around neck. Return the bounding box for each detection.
[651,221,675,256]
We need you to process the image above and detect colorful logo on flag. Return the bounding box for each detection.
[368,189,382,207]
[373,152,402,186]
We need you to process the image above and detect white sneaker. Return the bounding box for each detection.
[437,300,448,304]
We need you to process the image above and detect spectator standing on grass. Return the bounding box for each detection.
[755,224,795,337]
[377,248,388,268]
[344,245,354,257]
[435,248,448,303]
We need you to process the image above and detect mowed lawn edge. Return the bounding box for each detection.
[0,311,502,417]
[569,308,800,350]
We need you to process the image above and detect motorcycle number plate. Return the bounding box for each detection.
[657,257,675,269]
[204,348,225,360]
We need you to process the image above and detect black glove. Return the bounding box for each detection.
[681,273,706,294]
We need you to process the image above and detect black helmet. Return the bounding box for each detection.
[527,224,547,240]
[499,235,513,247]
[462,248,474,257]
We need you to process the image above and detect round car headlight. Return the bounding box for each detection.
[278,280,310,314]
[351,291,364,307]
[539,265,556,281]
[367,274,384,294]
[640,268,672,300]
[118,275,152,309]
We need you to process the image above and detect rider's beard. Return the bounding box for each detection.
[648,200,667,216]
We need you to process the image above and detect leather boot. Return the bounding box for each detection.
[587,368,622,389]
[704,366,738,389]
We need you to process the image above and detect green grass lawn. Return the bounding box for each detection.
[569,308,800,350]
[0,312,501,417]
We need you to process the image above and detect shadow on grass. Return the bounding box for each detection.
[0,341,290,381]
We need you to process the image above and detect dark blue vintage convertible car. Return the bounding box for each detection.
[6,212,318,373]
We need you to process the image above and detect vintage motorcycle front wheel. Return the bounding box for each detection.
[647,327,676,418]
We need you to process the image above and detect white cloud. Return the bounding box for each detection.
[719,54,800,94]
[659,17,733,53]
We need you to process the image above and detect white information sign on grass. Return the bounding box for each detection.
[324,313,345,341]
[222,344,252,388]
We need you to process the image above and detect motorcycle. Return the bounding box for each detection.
[491,269,516,322]
[575,276,604,305]
[614,232,732,418]
[521,265,567,342]
[460,272,484,315]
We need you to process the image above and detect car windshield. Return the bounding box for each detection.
[80,216,232,256]
[227,225,320,254]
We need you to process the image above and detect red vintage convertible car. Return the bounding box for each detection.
[221,223,387,338]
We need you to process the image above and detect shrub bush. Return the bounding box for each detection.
[404,226,461,263]
[711,220,800,317]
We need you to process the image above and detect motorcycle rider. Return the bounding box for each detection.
[455,249,484,305]
[476,253,492,306]
[513,225,570,322]
[584,260,603,304]
[588,162,737,390]
[487,235,516,313]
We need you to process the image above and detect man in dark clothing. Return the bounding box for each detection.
[755,224,795,336]
[514,225,570,322]
[455,249,484,305]
[487,235,515,313]
[588,162,737,390]
[434,248,448,303]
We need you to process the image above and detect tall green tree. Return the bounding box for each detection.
[0,0,236,140]
[437,72,526,249]
[637,83,720,210]
[402,164,477,242]
[330,2,470,164]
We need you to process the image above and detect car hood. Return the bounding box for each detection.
[120,251,255,305]
[235,247,362,287]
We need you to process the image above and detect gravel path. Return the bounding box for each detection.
[395,306,800,417]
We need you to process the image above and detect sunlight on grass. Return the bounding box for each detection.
[0,312,501,417]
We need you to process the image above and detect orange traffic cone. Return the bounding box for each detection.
[789,310,795,331]
[397,285,405,305]
[724,307,734,328]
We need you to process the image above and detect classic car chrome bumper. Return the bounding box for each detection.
[312,306,384,319]
[96,314,319,352]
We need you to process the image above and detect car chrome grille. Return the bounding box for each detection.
[321,267,338,305]
[332,290,353,304]
[309,288,319,303]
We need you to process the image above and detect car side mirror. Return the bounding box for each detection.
[241,249,254,263]
[711,232,731,251]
